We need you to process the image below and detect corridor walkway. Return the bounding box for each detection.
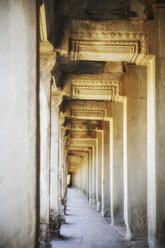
[52,188,148,248]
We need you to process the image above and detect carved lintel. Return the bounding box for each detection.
[62,73,126,100]
[68,129,96,139]
[63,119,98,138]
[68,147,90,153]
[59,19,155,64]
[63,100,112,120]
[65,118,99,130]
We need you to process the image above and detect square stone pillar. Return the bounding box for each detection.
[49,96,62,237]
[92,141,97,208]
[102,121,110,217]
[40,70,51,247]
[88,149,93,205]
[148,4,165,247]
[124,65,147,240]
[96,130,104,212]
[82,156,86,194]
[84,154,88,196]
[111,102,124,224]
[85,151,89,200]
[58,123,67,221]
[40,40,55,247]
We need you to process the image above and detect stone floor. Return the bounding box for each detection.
[52,188,148,248]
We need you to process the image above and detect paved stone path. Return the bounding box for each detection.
[52,188,148,248]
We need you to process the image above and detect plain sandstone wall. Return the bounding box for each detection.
[0,1,38,247]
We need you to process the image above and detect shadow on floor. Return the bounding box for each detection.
[52,188,149,248]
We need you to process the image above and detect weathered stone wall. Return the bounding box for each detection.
[0,0,38,247]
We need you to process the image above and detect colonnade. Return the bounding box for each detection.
[1,1,165,248]
[38,3,165,247]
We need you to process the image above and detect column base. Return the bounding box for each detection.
[92,199,96,209]
[39,223,52,248]
[89,198,92,206]
[149,234,165,248]
[126,227,147,241]
[113,216,124,223]
[49,211,61,238]
[101,210,105,217]
[126,206,147,241]
[59,198,66,224]
[113,204,124,223]
[101,209,110,217]
[97,201,101,212]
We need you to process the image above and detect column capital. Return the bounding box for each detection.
[40,44,56,73]
[51,95,63,107]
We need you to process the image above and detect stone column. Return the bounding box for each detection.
[40,39,55,247]
[88,149,93,205]
[62,148,68,213]
[49,94,62,237]
[0,1,37,247]
[82,157,85,193]
[102,121,110,216]
[148,4,165,247]
[111,102,124,223]
[85,153,89,197]
[96,130,103,212]
[80,161,83,191]
[39,65,52,246]
[85,151,89,200]
[58,120,66,222]
[124,65,147,240]
[92,141,97,208]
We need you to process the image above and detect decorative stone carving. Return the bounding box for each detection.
[62,73,126,101]
[131,206,147,234]
[60,19,155,64]
[64,100,112,120]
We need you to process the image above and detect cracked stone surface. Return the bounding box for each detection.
[52,188,148,248]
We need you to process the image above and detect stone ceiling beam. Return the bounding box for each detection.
[62,72,126,101]
[61,100,112,121]
[58,19,155,64]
